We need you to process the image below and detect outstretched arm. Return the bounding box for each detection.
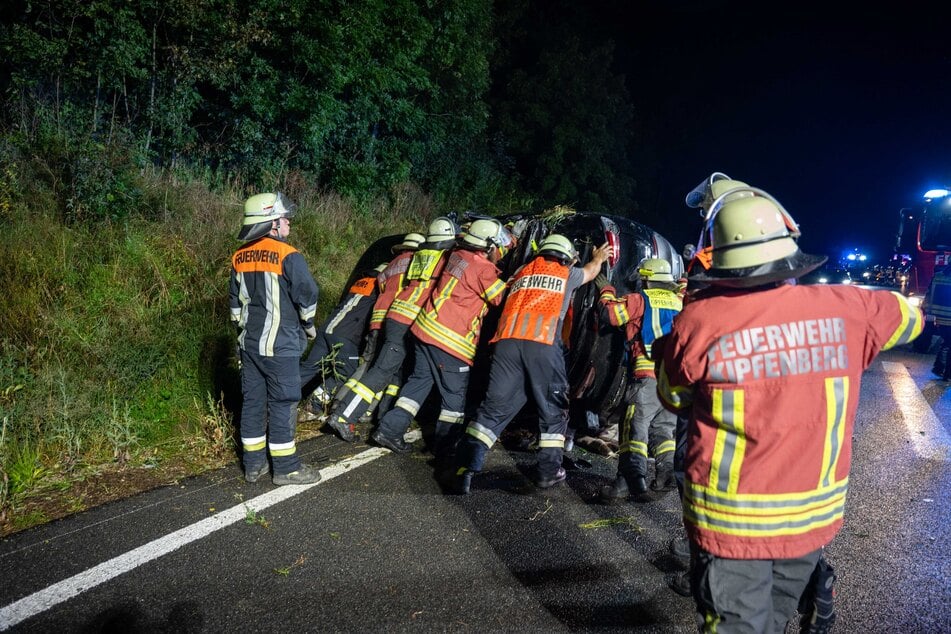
[581,242,614,284]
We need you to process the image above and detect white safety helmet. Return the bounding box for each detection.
[392,232,425,253]
[426,216,458,243]
[689,184,827,288]
[638,257,675,283]
[238,192,297,241]
[537,234,578,263]
[460,218,513,250]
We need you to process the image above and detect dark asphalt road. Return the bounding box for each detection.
[1,346,949,633]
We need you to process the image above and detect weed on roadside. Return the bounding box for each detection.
[244,505,270,530]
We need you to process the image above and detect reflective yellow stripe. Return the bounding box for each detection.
[883,292,924,350]
[465,421,497,448]
[684,490,846,537]
[820,376,848,487]
[634,355,655,373]
[242,437,266,452]
[709,388,745,495]
[343,378,376,403]
[414,310,477,360]
[483,279,506,302]
[657,360,692,410]
[431,277,457,312]
[269,440,296,457]
[655,439,676,457]
[538,433,565,448]
[389,298,424,321]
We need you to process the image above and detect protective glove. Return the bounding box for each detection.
[304,325,317,340]
[594,273,609,291]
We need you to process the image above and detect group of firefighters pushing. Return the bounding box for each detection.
[229,172,926,633]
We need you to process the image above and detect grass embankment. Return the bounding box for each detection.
[0,171,427,535]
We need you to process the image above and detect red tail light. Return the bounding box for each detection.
[605,230,620,268]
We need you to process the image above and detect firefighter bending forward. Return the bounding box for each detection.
[441,235,613,494]
[657,180,923,632]
[230,193,322,486]
[371,218,510,459]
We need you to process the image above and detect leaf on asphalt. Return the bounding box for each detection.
[578,517,644,532]
[528,499,554,521]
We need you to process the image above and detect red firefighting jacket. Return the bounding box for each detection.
[369,250,414,331]
[600,285,682,378]
[387,246,450,326]
[411,249,506,363]
[657,283,923,559]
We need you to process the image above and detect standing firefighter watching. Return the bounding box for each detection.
[657,181,923,632]
[230,193,322,486]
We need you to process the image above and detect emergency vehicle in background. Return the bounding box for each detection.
[896,188,951,351]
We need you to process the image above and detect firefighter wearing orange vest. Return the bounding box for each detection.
[441,234,614,493]
[657,181,923,632]
[371,219,511,458]
[230,193,322,486]
[596,257,683,501]
[326,218,457,441]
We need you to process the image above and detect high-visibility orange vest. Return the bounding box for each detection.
[491,257,570,345]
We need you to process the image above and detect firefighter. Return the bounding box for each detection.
[371,218,510,459]
[440,234,614,494]
[656,180,923,632]
[925,263,951,379]
[229,192,322,485]
[326,218,458,441]
[596,256,683,501]
[298,261,388,422]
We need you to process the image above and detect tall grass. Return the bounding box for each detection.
[0,165,426,534]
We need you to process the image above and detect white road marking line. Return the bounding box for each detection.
[0,433,417,631]
[882,362,951,461]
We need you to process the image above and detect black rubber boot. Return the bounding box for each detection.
[651,462,677,492]
[371,429,412,453]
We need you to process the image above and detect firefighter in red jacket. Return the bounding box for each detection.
[326,218,457,441]
[441,234,613,493]
[657,181,923,632]
[230,193,322,486]
[596,257,683,501]
[371,218,510,459]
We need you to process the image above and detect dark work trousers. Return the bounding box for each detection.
[330,319,410,427]
[617,377,677,482]
[456,338,570,481]
[673,411,689,495]
[299,332,360,401]
[933,324,951,379]
[239,350,302,476]
[693,547,822,634]
[376,342,470,458]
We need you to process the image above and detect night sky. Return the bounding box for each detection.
[606,2,951,264]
